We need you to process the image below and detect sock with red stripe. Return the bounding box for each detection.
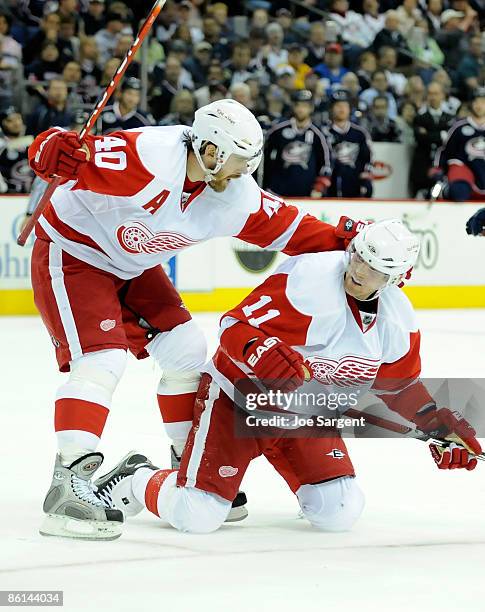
[132,467,177,517]
[157,370,200,456]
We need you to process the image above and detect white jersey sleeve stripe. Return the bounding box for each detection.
[48,242,83,362]
[263,208,307,251]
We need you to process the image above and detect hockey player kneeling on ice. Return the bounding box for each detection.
[30,98,366,539]
[97,220,482,534]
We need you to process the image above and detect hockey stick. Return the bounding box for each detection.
[17,0,167,247]
[344,407,485,461]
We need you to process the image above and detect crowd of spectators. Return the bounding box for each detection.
[0,0,483,197]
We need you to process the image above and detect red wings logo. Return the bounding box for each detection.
[116,222,198,254]
[307,355,380,387]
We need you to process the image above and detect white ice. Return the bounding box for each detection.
[1,310,485,612]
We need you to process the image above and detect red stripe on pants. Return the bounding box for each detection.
[55,398,109,438]
[145,469,175,516]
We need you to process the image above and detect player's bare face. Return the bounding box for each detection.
[208,154,250,192]
[344,252,389,300]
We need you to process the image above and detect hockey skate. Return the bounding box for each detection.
[40,452,124,540]
[171,446,248,522]
[95,451,159,517]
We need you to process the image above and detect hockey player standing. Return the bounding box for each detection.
[27,99,363,540]
[432,87,485,202]
[324,90,374,198]
[97,220,482,534]
[263,89,332,198]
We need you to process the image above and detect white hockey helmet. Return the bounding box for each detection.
[349,219,420,291]
[191,99,264,182]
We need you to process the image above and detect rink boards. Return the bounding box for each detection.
[0,195,484,314]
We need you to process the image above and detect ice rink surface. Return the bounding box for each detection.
[1,310,485,612]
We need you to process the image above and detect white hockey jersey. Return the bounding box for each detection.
[209,252,432,420]
[30,126,345,279]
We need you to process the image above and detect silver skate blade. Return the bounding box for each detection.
[225,506,248,523]
[39,514,122,541]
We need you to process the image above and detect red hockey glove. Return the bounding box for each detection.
[243,335,306,392]
[32,130,89,180]
[427,167,444,181]
[311,176,331,197]
[413,405,482,470]
[335,216,368,247]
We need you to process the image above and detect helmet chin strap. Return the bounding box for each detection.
[193,146,224,183]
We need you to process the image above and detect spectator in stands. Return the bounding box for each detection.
[250,7,270,31]
[396,0,422,36]
[356,51,377,90]
[184,41,212,88]
[263,89,332,198]
[362,0,386,42]
[341,72,364,122]
[275,8,299,46]
[313,44,348,93]
[373,10,412,66]
[193,59,226,106]
[425,0,443,35]
[79,36,102,88]
[0,106,34,194]
[99,77,154,133]
[274,64,297,106]
[223,40,253,87]
[81,0,106,36]
[305,21,326,68]
[0,10,22,109]
[245,74,265,115]
[57,15,80,64]
[62,60,85,109]
[177,1,203,44]
[99,57,121,87]
[155,0,178,44]
[23,12,61,66]
[95,11,126,65]
[377,46,408,96]
[407,17,445,83]
[456,36,484,100]
[287,44,312,90]
[229,82,254,110]
[404,75,426,111]
[26,78,73,136]
[328,0,367,48]
[360,70,398,118]
[324,90,373,198]
[248,27,266,61]
[395,100,417,145]
[431,69,461,115]
[257,84,287,132]
[0,11,22,69]
[150,55,188,122]
[363,95,401,142]
[259,22,288,73]
[57,0,79,27]
[202,15,229,61]
[25,41,63,82]
[410,81,454,196]
[159,89,195,126]
[208,2,234,41]
[435,9,469,72]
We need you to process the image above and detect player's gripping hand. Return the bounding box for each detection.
[466,208,485,236]
[311,176,331,198]
[32,130,90,180]
[413,405,482,470]
[335,216,368,247]
[243,335,306,392]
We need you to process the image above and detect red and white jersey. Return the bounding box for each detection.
[209,252,432,419]
[30,126,344,279]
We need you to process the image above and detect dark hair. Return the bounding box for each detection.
[373,95,389,106]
